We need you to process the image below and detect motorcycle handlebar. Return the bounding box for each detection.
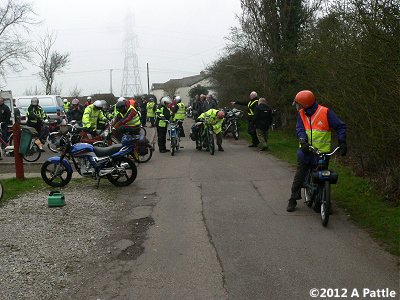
[308,145,341,156]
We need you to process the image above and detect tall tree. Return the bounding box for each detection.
[33,32,70,95]
[0,0,36,86]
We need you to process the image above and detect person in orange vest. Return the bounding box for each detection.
[287,90,347,212]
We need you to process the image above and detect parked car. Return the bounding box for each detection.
[15,95,66,124]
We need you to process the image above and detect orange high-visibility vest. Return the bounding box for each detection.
[299,105,331,152]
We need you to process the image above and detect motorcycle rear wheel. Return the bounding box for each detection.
[137,145,153,163]
[47,132,62,153]
[233,123,239,140]
[41,160,72,187]
[106,157,137,187]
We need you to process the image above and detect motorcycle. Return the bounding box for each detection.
[303,145,341,226]
[41,131,138,188]
[166,120,182,156]
[222,108,243,140]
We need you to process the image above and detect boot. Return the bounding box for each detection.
[286,198,297,212]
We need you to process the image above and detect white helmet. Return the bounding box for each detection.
[93,100,103,109]
[87,96,92,101]
[175,96,182,103]
[100,100,107,109]
[63,98,68,103]
[31,97,39,106]
[161,96,172,105]
[117,97,126,102]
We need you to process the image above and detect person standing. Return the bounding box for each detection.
[286,90,347,212]
[252,97,272,151]
[172,96,186,137]
[155,97,172,153]
[231,91,260,147]
[0,97,11,158]
[146,97,156,127]
[139,96,148,127]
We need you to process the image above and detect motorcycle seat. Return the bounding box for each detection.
[93,143,123,157]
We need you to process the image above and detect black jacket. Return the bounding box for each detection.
[235,97,259,118]
[0,103,11,124]
[252,103,272,130]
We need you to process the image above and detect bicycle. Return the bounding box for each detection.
[0,122,41,162]
[303,145,341,226]
[166,120,182,156]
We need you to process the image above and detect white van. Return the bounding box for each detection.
[15,95,66,123]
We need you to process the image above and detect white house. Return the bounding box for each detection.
[150,72,216,106]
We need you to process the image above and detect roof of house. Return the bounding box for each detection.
[152,73,208,90]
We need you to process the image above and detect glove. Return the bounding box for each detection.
[339,141,347,156]
[299,138,310,154]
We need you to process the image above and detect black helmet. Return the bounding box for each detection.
[116,101,127,112]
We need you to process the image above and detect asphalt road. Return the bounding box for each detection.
[1,121,398,299]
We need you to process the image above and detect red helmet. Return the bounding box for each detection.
[294,90,315,109]
[217,111,225,119]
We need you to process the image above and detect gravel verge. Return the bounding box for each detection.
[0,184,121,300]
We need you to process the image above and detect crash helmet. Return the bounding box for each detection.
[294,90,315,109]
[161,96,172,106]
[31,97,39,106]
[175,96,182,103]
[87,96,92,102]
[117,97,126,102]
[93,100,103,109]
[116,100,127,113]
[63,98,68,103]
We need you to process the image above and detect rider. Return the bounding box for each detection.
[112,100,141,139]
[26,96,48,151]
[63,98,70,111]
[172,96,186,137]
[286,90,347,212]
[155,96,172,153]
[230,91,260,147]
[196,108,225,152]
[139,96,148,127]
[146,97,156,127]
[84,96,92,107]
[82,100,107,136]
[67,98,84,124]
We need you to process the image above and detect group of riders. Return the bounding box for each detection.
[1,89,348,214]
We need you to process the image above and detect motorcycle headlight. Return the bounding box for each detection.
[321,170,331,177]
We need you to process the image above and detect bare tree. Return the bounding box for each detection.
[33,32,70,95]
[24,85,43,96]
[0,0,37,86]
[69,84,82,97]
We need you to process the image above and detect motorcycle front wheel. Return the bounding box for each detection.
[106,157,137,187]
[320,181,331,226]
[208,131,215,155]
[41,160,72,187]
[233,122,239,140]
[171,136,176,156]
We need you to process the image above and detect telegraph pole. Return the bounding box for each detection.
[110,69,113,94]
[147,63,150,95]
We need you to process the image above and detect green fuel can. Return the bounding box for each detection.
[48,191,65,207]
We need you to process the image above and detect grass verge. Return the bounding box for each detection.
[0,177,48,205]
[239,121,399,256]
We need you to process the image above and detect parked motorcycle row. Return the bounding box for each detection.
[41,120,153,188]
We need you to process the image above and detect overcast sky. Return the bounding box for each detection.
[4,0,241,97]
